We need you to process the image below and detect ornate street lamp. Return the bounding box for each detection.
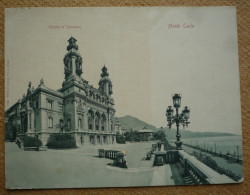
[166,94,190,150]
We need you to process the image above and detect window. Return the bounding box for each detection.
[48,117,53,128]
[67,119,71,130]
[59,104,63,112]
[78,118,81,129]
[95,117,99,130]
[101,115,106,131]
[47,101,52,110]
[95,112,100,131]
[36,101,38,109]
[88,110,94,130]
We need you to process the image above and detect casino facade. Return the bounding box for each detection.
[5,37,120,146]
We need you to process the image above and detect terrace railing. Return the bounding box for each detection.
[178,150,235,184]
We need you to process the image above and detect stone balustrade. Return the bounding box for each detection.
[153,148,235,184]
[178,150,235,184]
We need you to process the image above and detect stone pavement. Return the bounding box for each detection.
[151,165,175,186]
[5,142,176,189]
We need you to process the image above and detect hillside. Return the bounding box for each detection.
[117,115,237,139]
[161,127,237,140]
[116,115,157,131]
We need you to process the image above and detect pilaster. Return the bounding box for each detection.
[84,112,88,130]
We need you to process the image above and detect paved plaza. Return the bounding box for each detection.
[5,142,176,189]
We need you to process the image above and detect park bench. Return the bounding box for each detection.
[38,146,47,151]
[98,149,105,157]
[145,152,152,160]
[113,151,128,168]
[24,146,47,151]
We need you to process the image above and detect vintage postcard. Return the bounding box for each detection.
[5,7,243,189]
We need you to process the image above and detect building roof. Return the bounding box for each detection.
[137,129,154,133]
[137,126,154,133]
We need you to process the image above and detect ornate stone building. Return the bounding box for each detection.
[113,117,128,136]
[5,37,117,146]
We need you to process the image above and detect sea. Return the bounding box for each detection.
[180,135,243,159]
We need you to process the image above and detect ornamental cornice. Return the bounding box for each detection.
[64,91,115,111]
[63,50,82,62]
[33,86,63,99]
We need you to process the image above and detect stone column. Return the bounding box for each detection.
[80,115,83,130]
[27,112,31,132]
[105,119,108,132]
[71,56,76,77]
[112,122,115,133]
[99,118,101,132]
[94,134,97,145]
[77,114,81,131]
[100,135,103,145]
[108,135,110,144]
[74,101,77,132]
[84,112,88,130]
[107,113,110,132]
[30,110,34,131]
[93,117,96,131]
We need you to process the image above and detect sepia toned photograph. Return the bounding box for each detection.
[4,7,243,189]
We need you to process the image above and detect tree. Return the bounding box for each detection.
[124,130,136,142]
[116,132,126,144]
[153,130,166,141]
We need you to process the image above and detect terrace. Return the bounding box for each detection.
[5,141,235,189]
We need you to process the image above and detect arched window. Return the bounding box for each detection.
[101,114,106,131]
[70,59,72,70]
[88,110,94,130]
[48,117,53,128]
[76,59,79,69]
[95,112,100,130]
[78,118,82,129]
[97,135,100,144]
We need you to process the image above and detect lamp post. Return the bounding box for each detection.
[160,127,164,141]
[166,94,190,150]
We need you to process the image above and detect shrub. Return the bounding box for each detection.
[124,131,138,142]
[22,136,42,147]
[47,133,76,149]
[116,134,126,144]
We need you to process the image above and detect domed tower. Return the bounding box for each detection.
[63,37,83,83]
[98,65,113,97]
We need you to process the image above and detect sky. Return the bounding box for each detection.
[5,7,242,134]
